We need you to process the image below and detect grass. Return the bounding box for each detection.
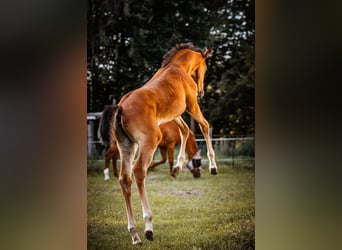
[87,161,254,249]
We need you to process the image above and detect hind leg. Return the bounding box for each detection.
[117,141,141,244]
[111,143,119,178]
[149,147,167,169]
[112,154,118,178]
[171,117,189,177]
[133,129,162,241]
[104,144,119,180]
[167,145,175,176]
[104,149,111,180]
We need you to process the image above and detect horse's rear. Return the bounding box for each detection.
[113,90,167,244]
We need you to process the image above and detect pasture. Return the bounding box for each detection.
[87,160,255,249]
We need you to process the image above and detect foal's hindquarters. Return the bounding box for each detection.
[114,102,217,244]
[114,106,163,244]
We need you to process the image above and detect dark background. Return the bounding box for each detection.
[0,0,341,249]
[87,0,255,137]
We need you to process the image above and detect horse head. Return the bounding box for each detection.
[161,43,213,99]
[191,48,213,98]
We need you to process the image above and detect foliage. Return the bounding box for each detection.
[87,162,255,249]
[87,0,255,136]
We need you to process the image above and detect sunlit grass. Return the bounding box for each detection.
[87,161,254,249]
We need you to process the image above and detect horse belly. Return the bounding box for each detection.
[158,117,174,126]
[158,105,185,124]
[157,100,186,125]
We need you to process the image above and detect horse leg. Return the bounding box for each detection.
[149,147,167,169]
[167,145,175,176]
[112,156,118,178]
[188,105,218,175]
[104,148,111,180]
[133,130,162,241]
[112,144,119,178]
[171,117,189,177]
[117,141,141,244]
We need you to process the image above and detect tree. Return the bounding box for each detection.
[87,0,255,136]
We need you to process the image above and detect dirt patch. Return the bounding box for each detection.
[163,190,203,197]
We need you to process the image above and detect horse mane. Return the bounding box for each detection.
[161,42,205,67]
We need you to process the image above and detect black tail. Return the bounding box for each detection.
[98,105,119,146]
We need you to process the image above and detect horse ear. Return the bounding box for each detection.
[203,48,213,58]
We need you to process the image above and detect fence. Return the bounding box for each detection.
[195,137,254,167]
[87,112,254,168]
[87,136,254,168]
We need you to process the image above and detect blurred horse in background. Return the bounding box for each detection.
[103,121,202,180]
[98,42,217,244]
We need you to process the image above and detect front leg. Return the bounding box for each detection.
[171,117,189,177]
[198,118,217,174]
[187,103,218,175]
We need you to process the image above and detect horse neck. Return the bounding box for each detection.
[146,67,166,84]
[170,50,200,74]
[185,131,198,160]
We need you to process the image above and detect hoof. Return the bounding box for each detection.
[132,238,142,245]
[145,230,153,241]
[171,166,180,177]
[210,168,218,175]
[193,172,201,178]
[130,228,142,244]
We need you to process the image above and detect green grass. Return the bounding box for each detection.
[87,162,254,249]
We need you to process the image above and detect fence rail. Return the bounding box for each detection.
[87,137,254,168]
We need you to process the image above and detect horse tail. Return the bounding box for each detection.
[112,105,134,143]
[98,105,119,146]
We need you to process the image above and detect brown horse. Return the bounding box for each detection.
[98,42,217,244]
[149,121,202,177]
[103,121,202,180]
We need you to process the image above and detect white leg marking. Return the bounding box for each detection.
[143,211,153,232]
[104,168,110,180]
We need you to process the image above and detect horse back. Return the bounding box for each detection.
[118,86,185,133]
[116,64,199,141]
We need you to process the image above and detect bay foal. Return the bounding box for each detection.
[98,43,217,244]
